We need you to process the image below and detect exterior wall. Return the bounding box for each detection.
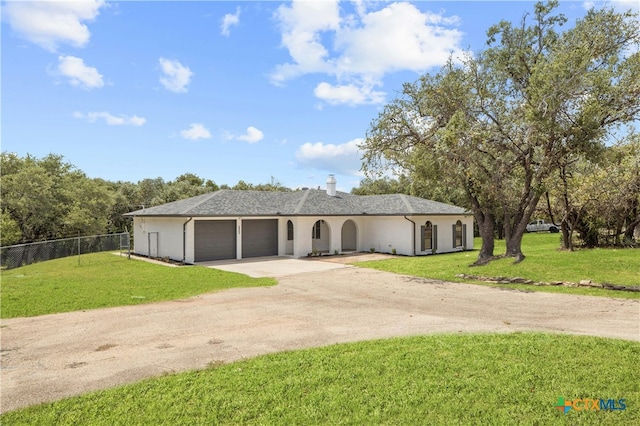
[132,216,187,261]
[133,214,474,263]
[357,215,474,256]
[289,216,319,257]
[464,216,474,251]
[360,217,413,255]
[410,215,474,255]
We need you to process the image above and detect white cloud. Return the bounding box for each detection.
[221,7,241,36]
[314,82,385,106]
[159,58,193,93]
[587,1,640,12]
[57,55,104,89]
[335,3,463,75]
[237,126,264,143]
[225,126,265,143]
[180,123,211,140]
[74,111,146,126]
[272,1,465,106]
[271,0,341,84]
[295,138,363,175]
[3,0,105,52]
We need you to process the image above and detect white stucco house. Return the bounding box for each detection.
[124,176,474,263]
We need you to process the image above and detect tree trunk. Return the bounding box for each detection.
[623,209,640,244]
[502,189,542,263]
[561,219,573,251]
[545,191,556,225]
[505,232,526,262]
[559,166,572,250]
[496,219,504,240]
[472,208,495,266]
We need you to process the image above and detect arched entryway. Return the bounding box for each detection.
[311,220,330,253]
[341,220,357,252]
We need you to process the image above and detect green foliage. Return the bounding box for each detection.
[2,334,638,424]
[357,233,640,299]
[546,134,640,248]
[0,252,275,318]
[360,1,640,264]
[232,176,291,192]
[0,152,292,245]
[350,175,410,195]
[0,211,22,245]
[63,177,115,236]
[1,153,73,241]
[350,175,469,208]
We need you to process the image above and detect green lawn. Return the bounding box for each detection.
[356,233,640,299]
[3,235,637,318]
[2,333,637,424]
[0,252,275,318]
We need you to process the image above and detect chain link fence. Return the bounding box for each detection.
[1,232,130,270]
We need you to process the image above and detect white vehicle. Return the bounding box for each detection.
[526,219,559,233]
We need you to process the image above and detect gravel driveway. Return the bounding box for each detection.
[1,263,638,413]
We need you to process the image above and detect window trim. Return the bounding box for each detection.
[454,220,463,248]
[287,220,294,241]
[424,221,433,251]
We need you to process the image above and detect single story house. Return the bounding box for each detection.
[124,176,473,263]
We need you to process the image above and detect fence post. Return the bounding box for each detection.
[78,231,81,265]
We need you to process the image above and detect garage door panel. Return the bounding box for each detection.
[195,220,236,261]
[242,219,278,258]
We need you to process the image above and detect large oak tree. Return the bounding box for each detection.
[360,1,640,264]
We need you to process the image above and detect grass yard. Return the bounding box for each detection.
[1,333,637,424]
[357,233,640,299]
[0,252,275,318]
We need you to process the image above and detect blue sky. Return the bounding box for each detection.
[2,0,638,191]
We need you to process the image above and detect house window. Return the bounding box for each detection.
[287,220,294,241]
[454,220,463,247]
[312,220,322,239]
[424,221,433,251]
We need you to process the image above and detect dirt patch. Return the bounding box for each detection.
[94,344,117,352]
[1,266,638,413]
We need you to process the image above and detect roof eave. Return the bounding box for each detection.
[123,212,472,217]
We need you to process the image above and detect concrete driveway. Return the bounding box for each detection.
[1,261,638,413]
[197,256,357,278]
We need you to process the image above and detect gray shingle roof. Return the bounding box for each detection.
[124,189,468,217]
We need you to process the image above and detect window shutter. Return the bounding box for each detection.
[420,226,425,252]
[433,225,438,251]
[462,224,467,249]
[452,224,456,247]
